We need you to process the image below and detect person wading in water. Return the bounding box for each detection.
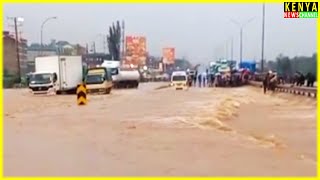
[263,72,270,94]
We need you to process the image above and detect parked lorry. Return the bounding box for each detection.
[84,67,113,94]
[28,56,83,94]
[100,60,140,88]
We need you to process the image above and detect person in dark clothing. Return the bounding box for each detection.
[263,73,270,94]
[198,74,202,88]
[194,71,198,86]
[299,74,305,86]
[294,71,305,86]
[210,74,215,87]
[306,72,315,87]
[188,75,192,87]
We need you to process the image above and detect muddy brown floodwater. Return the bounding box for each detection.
[4,82,317,176]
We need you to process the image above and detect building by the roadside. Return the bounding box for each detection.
[3,31,28,77]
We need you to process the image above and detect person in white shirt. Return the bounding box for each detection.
[202,72,207,87]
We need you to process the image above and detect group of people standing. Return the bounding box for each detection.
[262,71,316,94]
[188,70,216,88]
[292,71,316,87]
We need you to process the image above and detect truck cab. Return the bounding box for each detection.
[171,71,188,90]
[85,67,113,94]
[28,71,58,94]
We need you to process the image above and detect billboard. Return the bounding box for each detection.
[124,36,147,68]
[162,48,175,64]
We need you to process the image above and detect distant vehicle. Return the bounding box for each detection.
[101,60,140,88]
[209,59,246,87]
[171,71,188,90]
[29,56,83,95]
[85,67,113,94]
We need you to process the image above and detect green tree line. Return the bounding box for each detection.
[263,53,317,78]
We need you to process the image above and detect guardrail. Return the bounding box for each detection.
[248,81,317,98]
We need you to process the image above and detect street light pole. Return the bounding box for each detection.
[261,3,266,72]
[229,17,255,65]
[40,16,57,55]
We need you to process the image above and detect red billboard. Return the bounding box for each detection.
[124,36,147,68]
[162,48,175,64]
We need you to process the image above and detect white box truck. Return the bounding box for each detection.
[28,56,83,94]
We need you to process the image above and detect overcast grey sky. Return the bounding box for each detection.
[4,4,317,65]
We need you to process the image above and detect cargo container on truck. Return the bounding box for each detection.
[100,60,140,88]
[28,56,83,94]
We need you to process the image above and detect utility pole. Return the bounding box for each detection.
[14,17,21,84]
[261,3,266,72]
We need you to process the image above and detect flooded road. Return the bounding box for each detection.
[4,82,316,176]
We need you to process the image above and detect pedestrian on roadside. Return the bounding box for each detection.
[188,75,192,87]
[213,74,219,87]
[263,72,270,94]
[198,74,202,88]
[211,74,215,87]
[202,72,207,87]
[194,71,198,87]
[207,73,212,87]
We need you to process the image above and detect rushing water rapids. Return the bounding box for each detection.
[4,83,316,176]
